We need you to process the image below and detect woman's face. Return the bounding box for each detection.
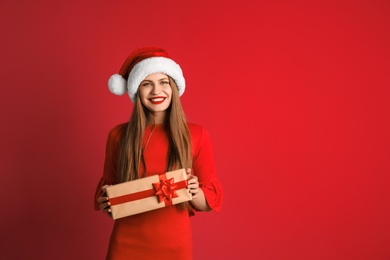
[139,73,172,117]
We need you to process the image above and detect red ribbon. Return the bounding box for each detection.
[109,173,187,207]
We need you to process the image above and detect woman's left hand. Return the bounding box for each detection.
[186,168,200,199]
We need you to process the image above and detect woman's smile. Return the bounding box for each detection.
[149,96,166,104]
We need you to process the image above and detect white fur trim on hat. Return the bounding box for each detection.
[108,74,127,95]
[127,56,185,102]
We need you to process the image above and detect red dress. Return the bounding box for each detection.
[94,123,223,260]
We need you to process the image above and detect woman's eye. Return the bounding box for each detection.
[161,81,169,85]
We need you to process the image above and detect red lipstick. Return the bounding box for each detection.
[149,96,166,105]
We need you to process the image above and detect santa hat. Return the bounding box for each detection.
[108,47,186,102]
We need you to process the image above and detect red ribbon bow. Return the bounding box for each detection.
[153,177,179,204]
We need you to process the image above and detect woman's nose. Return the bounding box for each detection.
[151,84,162,94]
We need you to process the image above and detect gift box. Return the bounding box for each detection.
[106,168,192,219]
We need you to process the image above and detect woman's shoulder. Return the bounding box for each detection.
[187,122,211,144]
[187,122,205,136]
[111,122,127,131]
[107,122,127,141]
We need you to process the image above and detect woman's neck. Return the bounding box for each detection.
[150,111,166,124]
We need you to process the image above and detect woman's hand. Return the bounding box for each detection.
[97,185,112,218]
[186,168,211,211]
[187,168,200,199]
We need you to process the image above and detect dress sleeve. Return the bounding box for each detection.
[192,127,223,212]
[93,125,122,210]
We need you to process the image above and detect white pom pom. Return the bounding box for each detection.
[108,74,127,95]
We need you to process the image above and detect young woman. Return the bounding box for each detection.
[94,47,223,260]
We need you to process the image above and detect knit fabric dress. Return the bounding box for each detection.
[94,123,223,260]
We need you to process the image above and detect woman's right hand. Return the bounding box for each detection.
[97,185,112,218]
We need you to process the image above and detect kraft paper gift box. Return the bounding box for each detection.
[106,168,192,219]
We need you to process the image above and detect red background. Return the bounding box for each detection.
[1,1,389,259]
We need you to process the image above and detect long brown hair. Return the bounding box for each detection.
[117,77,192,183]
